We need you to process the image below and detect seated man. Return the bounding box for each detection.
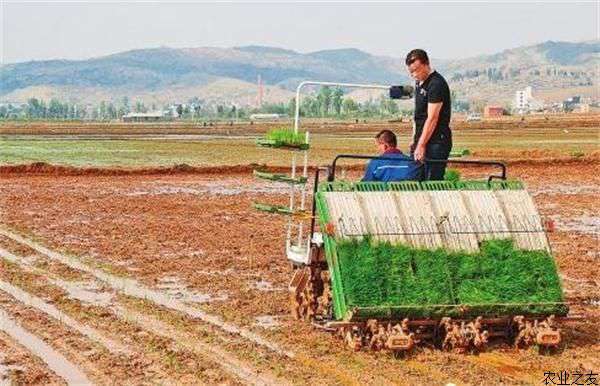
[362,129,422,182]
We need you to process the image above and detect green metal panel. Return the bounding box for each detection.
[421,180,457,191]
[389,181,422,191]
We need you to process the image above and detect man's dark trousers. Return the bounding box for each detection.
[424,141,452,180]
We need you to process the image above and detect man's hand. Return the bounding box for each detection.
[409,141,416,154]
[414,143,426,162]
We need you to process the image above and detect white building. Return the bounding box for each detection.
[249,113,286,120]
[122,111,171,122]
[513,86,544,113]
[514,86,532,110]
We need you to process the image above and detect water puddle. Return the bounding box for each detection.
[250,280,285,292]
[195,268,235,276]
[586,250,600,258]
[49,279,114,307]
[0,308,92,385]
[253,315,281,330]
[553,215,600,236]
[587,299,600,308]
[156,276,228,304]
[532,184,600,196]
[126,181,289,197]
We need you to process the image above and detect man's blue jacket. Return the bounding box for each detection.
[362,149,422,182]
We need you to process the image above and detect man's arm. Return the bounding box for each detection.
[409,120,416,153]
[362,160,377,181]
[414,101,442,162]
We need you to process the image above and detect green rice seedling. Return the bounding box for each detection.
[260,128,309,149]
[333,237,567,319]
[444,168,461,182]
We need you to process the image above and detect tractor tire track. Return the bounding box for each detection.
[0,307,91,386]
[113,306,289,386]
[0,245,286,386]
[0,277,130,356]
[0,228,292,358]
[0,228,407,385]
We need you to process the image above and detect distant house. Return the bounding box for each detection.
[484,105,504,118]
[122,111,171,122]
[249,113,286,120]
[562,96,582,112]
[465,113,482,122]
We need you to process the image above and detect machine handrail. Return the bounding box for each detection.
[329,154,507,183]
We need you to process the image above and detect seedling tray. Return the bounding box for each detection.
[315,181,568,321]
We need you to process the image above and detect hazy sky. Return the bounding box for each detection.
[1,1,598,64]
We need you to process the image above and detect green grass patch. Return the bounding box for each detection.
[334,237,567,319]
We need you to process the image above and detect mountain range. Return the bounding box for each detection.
[1,40,598,107]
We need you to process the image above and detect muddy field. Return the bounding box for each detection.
[1,116,599,168]
[0,156,598,384]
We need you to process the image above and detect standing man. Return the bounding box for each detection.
[405,49,452,180]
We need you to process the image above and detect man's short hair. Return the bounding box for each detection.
[375,129,397,147]
[405,49,430,66]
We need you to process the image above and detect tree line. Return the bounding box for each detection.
[1,86,480,121]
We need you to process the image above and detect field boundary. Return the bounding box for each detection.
[1,157,599,176]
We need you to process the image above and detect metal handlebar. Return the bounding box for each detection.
[329,154,507,183]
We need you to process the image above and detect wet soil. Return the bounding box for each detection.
[0,160,598,384]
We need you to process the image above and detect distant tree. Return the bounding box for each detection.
[360,98,378,117]
[99,101,108,119]
[47,98,64,119]
[287,97,296,117]
[379,95,399,116]
[300,96,319,117]
[342,98,359,115]
[107,103,117,119]
[332,87,344,116]
[471,99,486,114]
[135,101,147,113]
[316,86,332,116]
[26,98,45,119]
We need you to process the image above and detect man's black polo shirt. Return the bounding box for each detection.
[413,70,452,146]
